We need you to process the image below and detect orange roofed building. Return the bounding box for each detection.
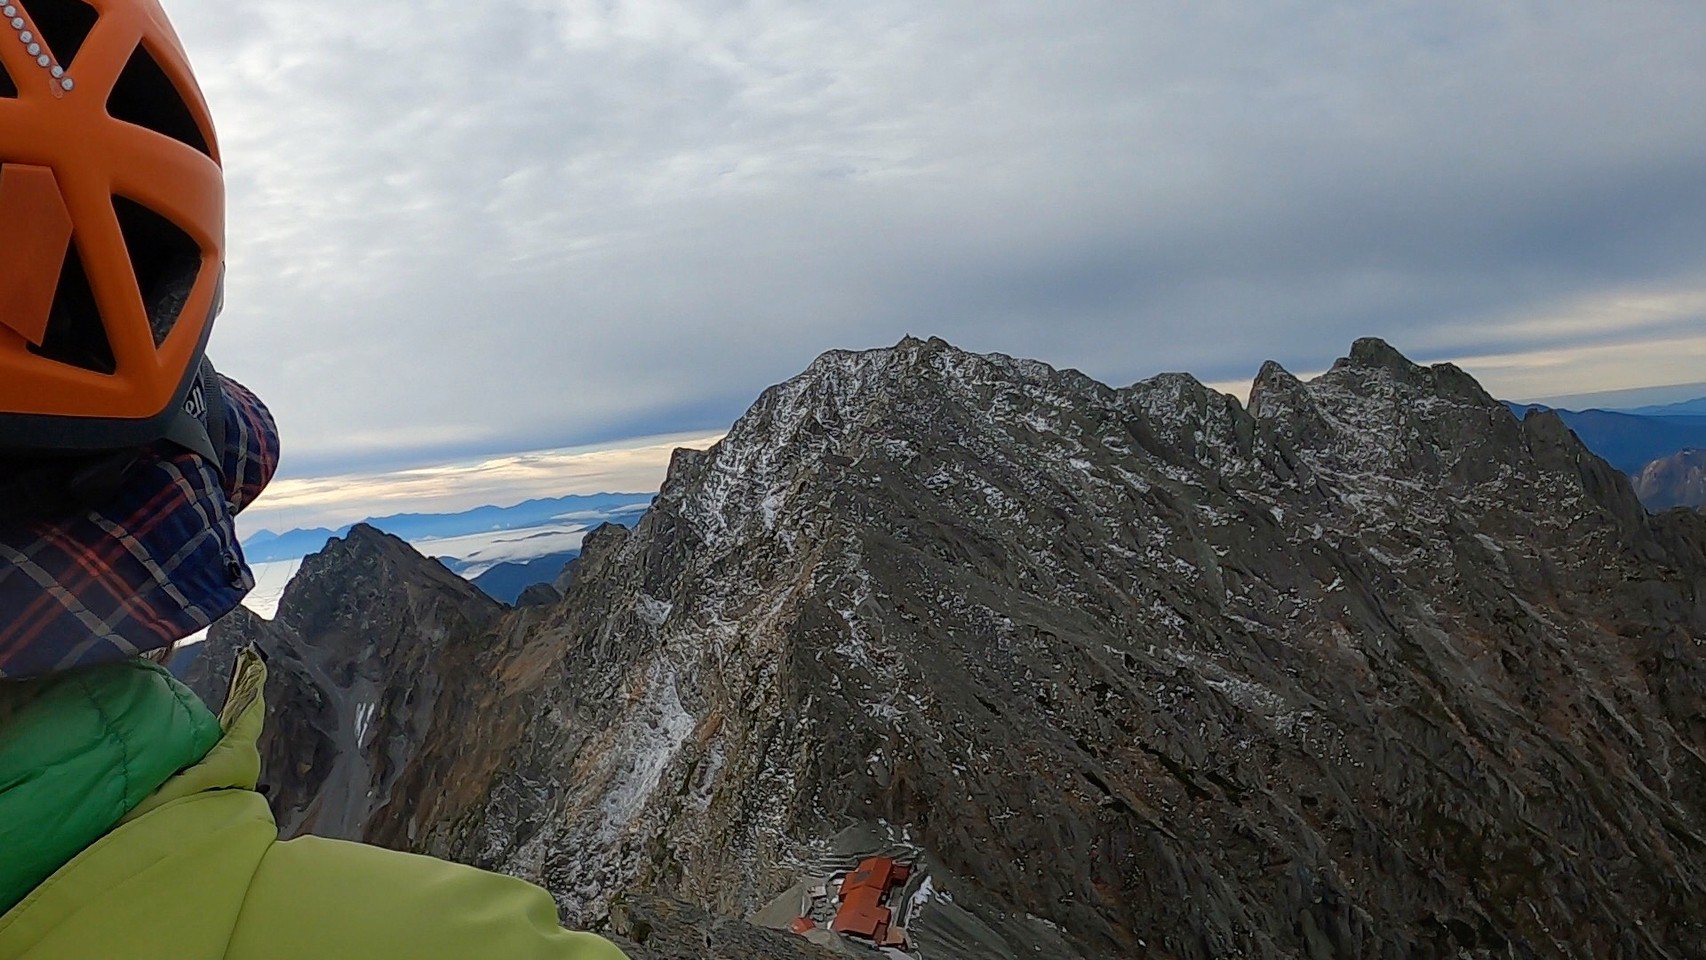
[830,857,912,946]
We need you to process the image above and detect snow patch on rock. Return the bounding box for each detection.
[598,662,696,842]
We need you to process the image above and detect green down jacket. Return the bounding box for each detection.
[0,649,628,960]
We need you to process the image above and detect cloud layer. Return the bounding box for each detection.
[237,430,725,535]
[170,0,1706,477]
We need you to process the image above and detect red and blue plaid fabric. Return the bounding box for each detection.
[0,377,279,679]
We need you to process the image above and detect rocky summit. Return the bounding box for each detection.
[196,338,1705,960]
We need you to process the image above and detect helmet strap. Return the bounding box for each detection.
[160,359,227,467]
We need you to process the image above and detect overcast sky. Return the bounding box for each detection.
[171,0,1706,503]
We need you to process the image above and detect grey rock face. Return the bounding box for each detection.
[188,523,504,839]
[234,339,1706,959]
[1633,449,1706,510]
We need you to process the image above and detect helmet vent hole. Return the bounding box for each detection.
[30,242,115,374]
[114,196,200,346]
[22,0,97,70]
[106,42,211,158]
[0,58,14,98]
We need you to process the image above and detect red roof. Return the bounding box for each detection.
[830,857,912,942]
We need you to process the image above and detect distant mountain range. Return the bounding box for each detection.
[243,493,653,564]
[1521,380,1706,413]
[465,550,582,605]
[1626,396,1706,417]
[241,493,654,605]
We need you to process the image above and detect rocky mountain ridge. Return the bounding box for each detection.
[198,337,1706,959]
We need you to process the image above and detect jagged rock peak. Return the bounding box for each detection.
[273,521,500,638]
[515,582,562,608]
[786,336,1085,402]
[344,520,395,544]
[654,337,1112,542]
[1343,335,1417,372]
[1250,358,1301,394]
[1245,359,1309,421]
[1132,369,1219,398]
[1323,337,1500,409]
[556,521,633,592]
[714,336,1152,450]
[295,522,439,578]
[747,337,1498,456]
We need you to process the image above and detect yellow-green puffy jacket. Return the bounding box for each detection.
[0,649,628,960]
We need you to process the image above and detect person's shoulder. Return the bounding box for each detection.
[227,835,629,960]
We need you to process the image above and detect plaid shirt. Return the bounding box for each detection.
[0,378,279,679]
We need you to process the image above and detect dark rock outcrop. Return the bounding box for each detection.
[231,339,1706,959]
[517,582,564,608]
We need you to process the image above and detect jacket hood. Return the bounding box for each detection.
[0,658,222,914]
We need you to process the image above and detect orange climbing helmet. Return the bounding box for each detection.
[0,0,222,454]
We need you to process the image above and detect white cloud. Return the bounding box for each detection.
[1453,334,1706,403]
[1418,282,1706,349]
[156,0,1706,476]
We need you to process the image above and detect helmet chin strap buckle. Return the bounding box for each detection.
[160,358,227,468]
